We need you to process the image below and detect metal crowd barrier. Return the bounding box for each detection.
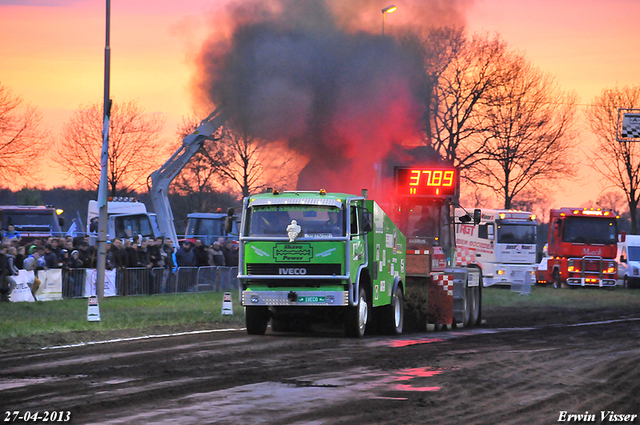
[60,266,240,298]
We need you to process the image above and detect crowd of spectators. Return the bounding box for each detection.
[0,229,239,301]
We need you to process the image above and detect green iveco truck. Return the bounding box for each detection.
[235,189,406,337]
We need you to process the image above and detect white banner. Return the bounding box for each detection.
[84,269,118,297]
[35,269,63,301]
[8,270,36,302]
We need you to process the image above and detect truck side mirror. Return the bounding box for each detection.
[361,211,373,233]
[224,217,234,234]
[473,209,481,225]
[225,207,235,234]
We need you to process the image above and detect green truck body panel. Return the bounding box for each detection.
[239,191,405,309]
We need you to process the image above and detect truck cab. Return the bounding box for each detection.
[538,207,618,288]
[0,205,64,242]
[87,198,160,242]
[185,211,239,245]
[454,209,537,287]
[617,234,640,288]
[237,189,405,337]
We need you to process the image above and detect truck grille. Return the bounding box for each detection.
[246,263,342,276]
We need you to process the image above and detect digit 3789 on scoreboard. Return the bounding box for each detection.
[394,166,460,198]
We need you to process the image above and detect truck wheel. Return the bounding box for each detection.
[454,285,471,329]
[468,284,481,326]
[346,287,368,338]
[381,286,404,335]
[246,306,269,335]
[552,269,563,289]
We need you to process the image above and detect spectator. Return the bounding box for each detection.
[68,250,83,268]
[51,238,62,258]
[22,249,43,300]
[193,239,210,267]
[175,240,197,267]
[126,241,142,268]
[43,244,59,268]
[64,249,84,298]
[223,240,239,267]
[0,245,16,301]
[159,237,176,293]
[138,238,151,268]
[24,249,45,271]
[162,238,175,270]
[3,224,21,242]
[15,245,25,270]
[147,237,162,268]
[59,249,70,269]
[78,241,94,268]
[107,238,127,272]
[211,242,225,266]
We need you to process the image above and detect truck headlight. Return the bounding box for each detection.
[497,269,505,275]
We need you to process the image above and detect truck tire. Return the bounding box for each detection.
[468,268,482,326]
[381,285,404,335]
[468,284,481,327]
[454,282,471,329]
[346,287,369,338]
[246,306,269,335]
[552,269,562,289]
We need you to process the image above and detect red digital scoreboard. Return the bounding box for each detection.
[395,167,459,198]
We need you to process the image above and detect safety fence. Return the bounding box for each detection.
[61,266,240,298]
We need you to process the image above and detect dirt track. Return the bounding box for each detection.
[2,304,640,425]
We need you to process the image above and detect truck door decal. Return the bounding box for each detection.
[251,245,271,257]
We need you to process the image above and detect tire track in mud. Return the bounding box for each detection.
[2,318,640,425]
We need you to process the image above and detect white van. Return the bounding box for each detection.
[617,234,640,288]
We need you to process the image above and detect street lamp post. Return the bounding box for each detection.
[96,0,111,300]
[381,5,397,35]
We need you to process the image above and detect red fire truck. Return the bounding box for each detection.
[537,207,618,289]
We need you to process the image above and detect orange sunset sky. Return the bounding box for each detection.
[1,0,639,210]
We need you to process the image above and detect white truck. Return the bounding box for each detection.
[87,198,160,241]
[617,234,640,289]
[454,208,537,287]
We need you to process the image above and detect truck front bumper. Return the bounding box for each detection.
[242,290,350,306]
[566,278,616,287]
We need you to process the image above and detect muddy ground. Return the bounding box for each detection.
[2,303,640,425]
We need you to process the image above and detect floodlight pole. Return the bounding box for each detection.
[96,0,111,300]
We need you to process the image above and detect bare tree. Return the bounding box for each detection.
[429,32,514,171]
[470,56,578,208]
[0,83,45,185]
[54,100,165,196]
[586,85,640,233]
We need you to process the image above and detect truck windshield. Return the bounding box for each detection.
[248,205,343,237]
[186,218,225,238]
[563,217,617,244]
[114,215,154,239]
[497,224,536,244]
[2,211,59,228]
